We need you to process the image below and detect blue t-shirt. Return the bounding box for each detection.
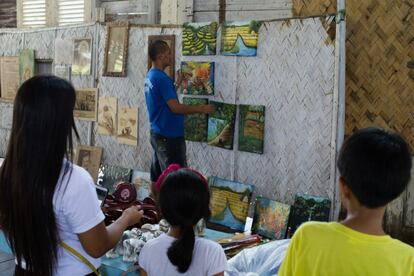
[144,68,184,138]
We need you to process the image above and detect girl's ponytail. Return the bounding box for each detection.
[167,225,195,272]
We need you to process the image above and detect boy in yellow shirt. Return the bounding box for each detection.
[279,127,414,276]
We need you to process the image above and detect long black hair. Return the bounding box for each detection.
[0,76,79,275]
[159,169,211,273]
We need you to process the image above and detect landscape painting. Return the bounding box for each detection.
[207,101,236,150]
[288,194,331,237]
[238,105,265,154]
[97,164,132,194]
[183,97,208,142]
[221,20,261,56]
[19,49,35,84]
[253,197,291,239]
[209,176,254,231]
[181,61,214,95]
[182,22,218,56]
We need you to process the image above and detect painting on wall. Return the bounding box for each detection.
[181,61,214,95]
[72,38,92,75]
[117,106,138,146]
[103,21,129,77]
[131,170,151,201]
[207,101,236,150]
[182,22,218,56]
[19,49,35,84]
[98,97,117,135]
[0,57,19,101]
[97,164,132,194]
[208,176,254,231]
[54,38,73,65]
[54,64,71,82]
[221,20,261,56]
[75,145,103,182]
[238,105,265,154]
[288,194,331,237]
[147,35,175,80]
[74,88,98,121]
[183,97,208,142]
[253,197,291,239]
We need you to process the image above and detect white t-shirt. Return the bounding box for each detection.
[52,163,105,275]
[139,233,227,276]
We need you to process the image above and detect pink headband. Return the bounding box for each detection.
[154,163,209,192]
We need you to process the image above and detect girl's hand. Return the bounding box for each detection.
[122,205,144,226]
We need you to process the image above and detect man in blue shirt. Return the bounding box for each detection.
[145,40,214,184]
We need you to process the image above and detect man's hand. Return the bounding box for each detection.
[176,70,183,87]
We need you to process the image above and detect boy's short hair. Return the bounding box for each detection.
[337,127,412,208]
[148,40,169,62]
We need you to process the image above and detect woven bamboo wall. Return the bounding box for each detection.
[292,0,336,16]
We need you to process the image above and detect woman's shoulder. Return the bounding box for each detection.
[195,237,224,252]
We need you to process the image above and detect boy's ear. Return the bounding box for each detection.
[339,177,351,199]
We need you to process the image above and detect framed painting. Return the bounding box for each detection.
[180,61,214,95]
[238,104,265,154]
[183,97,208,142]
[97,164,132,194]
[98,97,117,135]
[0,57,20,101]
[208,176,254,232]
[75,145,103,182]
[131,170,151,201]
[72,38,92,75]
[253,197,291,239]
[103,21,129,77]
[287,194,331,237]
[147,35,175,80]
[19,49,35,84]
[117,106,138,146]
[221,20,261,56]
[74,88,98,121]
[182,22,218,56]
[54,64,71,82]
[207,101,237,150]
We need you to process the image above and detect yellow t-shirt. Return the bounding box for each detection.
[278,221,414,276]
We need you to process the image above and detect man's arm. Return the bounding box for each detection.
[167,99,215,115]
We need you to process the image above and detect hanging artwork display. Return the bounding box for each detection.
[97,164,132,194]
[131,170,151,201]
[183,97,208,142]
[53,64,71,82]
[72,38,92,75]
[54,38,73,65]
[0,57,19,101]
[288,194,331,237]
[103,21,129,77]
[147,35,175,80]
[182,22,218,56]
[238,105,265,154]
[253,197,291,239]
[74,88,98,121]
[180,61,214,95]
[208,176,254,231]
[221,20,261,56]
[98,97,117,135]
[19,49,35,84]
[207,101,236,150]
[117,106,138,146]
[75,145,103,182]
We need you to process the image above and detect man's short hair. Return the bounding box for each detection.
[337,127,412,208]
[149,40,169,62]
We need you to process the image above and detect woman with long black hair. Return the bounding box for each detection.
[0,76,143,276]
[139,164,227,275]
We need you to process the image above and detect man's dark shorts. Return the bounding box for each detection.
[150,132,187,182]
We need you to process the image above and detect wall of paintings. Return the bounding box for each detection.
[0,17,339,217]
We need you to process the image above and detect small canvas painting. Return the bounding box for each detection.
[238,105,265,154]
[98,97,117,135]
[54,64,71,82]
[97,164,132,194]
[75,145,103,182]
[221,21,261,56]
[131,170,151,201]
[181,61,214,95]
[117,106,138,146]
[208,176,254,231]
[253,197,291,239]
[183,97,208,142]
[72,38,92,75]
[74,88,98,121]
[19,49,35,84]
[288,194,331,236]
[182,22,218,56]
[207,101,236,150]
